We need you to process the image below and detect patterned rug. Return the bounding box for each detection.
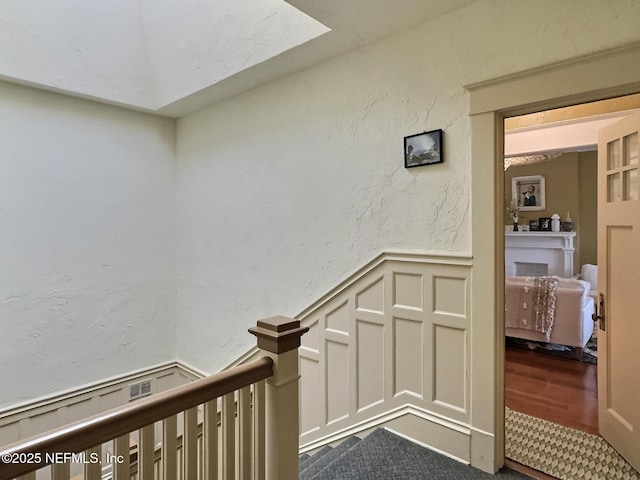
[506,408,640,480]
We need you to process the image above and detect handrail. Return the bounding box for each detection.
[0,356,274,479]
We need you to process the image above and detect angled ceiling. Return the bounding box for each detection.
[0,0,477,117]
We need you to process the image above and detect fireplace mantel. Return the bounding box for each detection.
[505,231,576,278]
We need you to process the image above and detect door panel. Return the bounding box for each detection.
[598,111,640,472]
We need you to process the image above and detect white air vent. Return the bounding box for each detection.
[129,379,152,401]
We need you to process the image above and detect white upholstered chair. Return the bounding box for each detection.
[580,263,598,304]
[505,276,595,356]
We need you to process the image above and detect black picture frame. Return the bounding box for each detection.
[404,129,443,168]
[529,219,539,231]
[538,217,552,231]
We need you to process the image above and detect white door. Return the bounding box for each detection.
[597,111,640,472]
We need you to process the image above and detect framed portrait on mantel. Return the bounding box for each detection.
[512,175,545,211]
[539,217,552,231]
[529,219,540,231]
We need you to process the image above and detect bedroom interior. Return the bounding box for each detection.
[502,94,640,475]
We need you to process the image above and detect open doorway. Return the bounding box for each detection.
[467,44,640,476]
[502,94,640,477]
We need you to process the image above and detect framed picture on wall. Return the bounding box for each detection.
[404,129,443,168]
[512,175,545,211]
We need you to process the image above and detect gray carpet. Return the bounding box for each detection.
[301,445,332,472]
[300,428,529,479]
[301,435,361,479]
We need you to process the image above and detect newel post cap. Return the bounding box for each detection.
[248,316,309,354]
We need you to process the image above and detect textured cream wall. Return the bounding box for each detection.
[0,82,177,408]
[175,0,640,371]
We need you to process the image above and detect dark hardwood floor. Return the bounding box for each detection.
[505,345,598,435]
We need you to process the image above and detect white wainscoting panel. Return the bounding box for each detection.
[393,316,423,397]
[0,362,201,447]
[393,272,424,310]
[298,252,472,462]
[356,318,385,411]
[433,324,467,411]
[326,339,350,424]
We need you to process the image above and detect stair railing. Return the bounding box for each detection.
[0,316,307,480]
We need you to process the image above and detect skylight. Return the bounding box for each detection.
[0,0,330,111]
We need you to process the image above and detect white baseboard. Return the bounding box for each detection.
[299,404,472,464]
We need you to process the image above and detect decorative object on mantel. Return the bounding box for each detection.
[562,212,574,232]
[403,129,443,168]
[512,175,546,211]
[529,219,539,231]
[508,200,520,231]
[539,217,552,231]
[551,214,561,233]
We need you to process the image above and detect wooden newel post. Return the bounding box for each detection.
[249,316,308,480]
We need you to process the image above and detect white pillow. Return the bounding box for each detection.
[581,264,598,290]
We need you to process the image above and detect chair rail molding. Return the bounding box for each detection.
[225,249,473,369]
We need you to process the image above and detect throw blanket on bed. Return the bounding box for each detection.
[505,276,559,341]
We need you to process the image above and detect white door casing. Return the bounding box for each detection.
[597,111,640,472]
